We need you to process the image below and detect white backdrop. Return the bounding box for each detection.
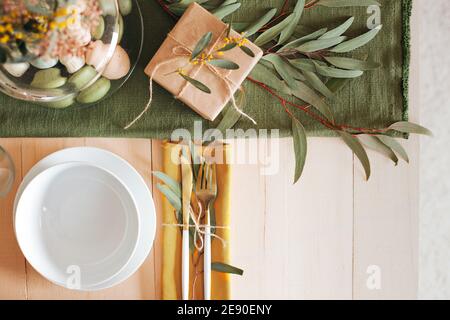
[419,0,450,300]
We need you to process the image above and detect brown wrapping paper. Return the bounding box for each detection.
[145,3,263,121]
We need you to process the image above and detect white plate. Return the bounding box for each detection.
[15,162,140,290]
[14,147,156,291]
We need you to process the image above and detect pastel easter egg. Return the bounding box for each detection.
[45,96,75,109]
[119,0,132,16]
[85,40,109,70]
[60,55,85,74]
[102,45,130,80]
[3,62,30,77]
[31,68,67,89]
[99,0,117,16]
[30,56,58,69]
[68,65,98,89]
[92,16,105,40]
[76,77,111,104]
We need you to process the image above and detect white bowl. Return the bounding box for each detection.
[15,162,140,290]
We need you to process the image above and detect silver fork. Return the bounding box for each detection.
[195,162,217,300]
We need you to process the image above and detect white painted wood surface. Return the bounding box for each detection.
[0,3,419,300]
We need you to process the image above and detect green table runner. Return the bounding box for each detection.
[0,0,411,138]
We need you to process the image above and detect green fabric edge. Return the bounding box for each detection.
[402,0,412,122]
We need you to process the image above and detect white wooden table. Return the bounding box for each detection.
[0,4,420,300]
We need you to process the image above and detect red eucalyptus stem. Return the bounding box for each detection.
[156,0,177,19]
[305,0,320,9]
[247,77,388,135]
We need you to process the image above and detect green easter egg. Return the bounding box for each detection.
[99,0,116,15]
[118,14,124,43]
[119,0,132,16]
[68,65,98,90]
[31,68,67,89]
[45,96,75,109]
[76,77,111,104]
[92,16,105,40]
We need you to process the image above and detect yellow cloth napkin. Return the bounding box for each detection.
[161,141,232,300]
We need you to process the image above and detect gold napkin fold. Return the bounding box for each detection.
[161,141,232,300]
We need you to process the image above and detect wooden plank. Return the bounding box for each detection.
[227,139,267,299]
[264,138,354,299]
[352,3,420,299]
[0,139,27,299]
[150,140,164,299]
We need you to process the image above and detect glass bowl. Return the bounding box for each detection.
[0,0,143,109]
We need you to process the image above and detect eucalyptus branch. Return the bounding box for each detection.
[157,0,431,183]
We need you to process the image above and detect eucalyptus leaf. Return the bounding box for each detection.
[324,56,380,70]
[219,43,237,52]
[297,36,347,53]
[254,13,296,47]
[211,262,244,276]
[168,0,210,15]
[314,62,363,78]
[250,62,292,95]
[243,8,277,37]
[233,22,251,33]
[279,0,305,45]
[191,31,213,60]
[289,58,326,73]
[292,81,334,122]
[279,28,328,51]
[240,45,255,57]
[168,0,209,9]
[330,25,382,53]
[152,171,182,198]
[302,71,334,99]
[292,118,307,183]
[157,183,182,212]
[180,73,212,93]
[359,135,398,165]
[377,135,410,163]
[319,17,354,39]
[212,2,241,20]
[209,203,217,235]
[339,132,371,180]
[262,54,298,88]
[209,59,240,70]
[189,140,201,181]
[215,105,242,134]
[388,121,433,136]
[317,0,381,7]
[221,0,238,6]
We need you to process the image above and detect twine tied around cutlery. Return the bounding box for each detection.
[163,205,229,251]
[124,29,257,129]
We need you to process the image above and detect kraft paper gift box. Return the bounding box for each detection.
[145,3,263,121]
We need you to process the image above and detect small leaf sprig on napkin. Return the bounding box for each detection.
[158,0,432,183]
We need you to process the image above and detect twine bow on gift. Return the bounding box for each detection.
[124,28,257,129]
